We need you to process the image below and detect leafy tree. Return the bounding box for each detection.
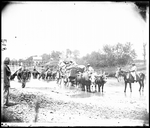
[121,42,137,65]
[66,49,72,58]
[41,53,50,63]
[81,42,137,68]
[72,50,80,60]
[25,56,33,66]
[103,44,116,67]
[51,51,61,60]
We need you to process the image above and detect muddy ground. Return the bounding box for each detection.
[1,77,149,126]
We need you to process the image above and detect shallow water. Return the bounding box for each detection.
[9,66,147,101]
[10,75,147,101]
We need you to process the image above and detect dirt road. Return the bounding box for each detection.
[1,77,149,126]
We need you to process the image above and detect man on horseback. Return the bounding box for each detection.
[130,63,137,82]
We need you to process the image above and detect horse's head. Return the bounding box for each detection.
[118,70,127,77]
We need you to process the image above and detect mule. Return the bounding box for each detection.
[119,70,145,92]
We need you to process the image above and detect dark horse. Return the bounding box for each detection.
[119,70,145,92]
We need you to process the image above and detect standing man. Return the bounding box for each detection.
[3,57,11,106]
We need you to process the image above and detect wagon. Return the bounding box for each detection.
[66,65,85,86]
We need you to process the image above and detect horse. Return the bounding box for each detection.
[118,70,145,92]
[115,69,123,82]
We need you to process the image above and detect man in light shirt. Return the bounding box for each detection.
[130,63,137,82]
[86,64,94,75]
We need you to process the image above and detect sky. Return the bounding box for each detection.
[1,2,149,60]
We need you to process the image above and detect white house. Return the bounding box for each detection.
[33,56,42,66]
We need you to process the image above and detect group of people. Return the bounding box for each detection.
[2,57,38,107]
[2,57,95,107]
[2,56,138,107]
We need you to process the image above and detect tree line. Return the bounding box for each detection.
[9,42,137,68]
[78,42,137,68]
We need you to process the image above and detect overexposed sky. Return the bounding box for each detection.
[2,2,148,60]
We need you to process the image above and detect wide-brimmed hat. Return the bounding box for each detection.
[87,64,90,66]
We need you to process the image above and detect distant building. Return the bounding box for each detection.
[33,56,42,66]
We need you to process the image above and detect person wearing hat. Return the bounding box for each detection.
[3,57,11,106]
[130,63,137,82]
[86,64,94,75]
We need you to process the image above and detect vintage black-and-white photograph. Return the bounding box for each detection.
[1,1,149,126]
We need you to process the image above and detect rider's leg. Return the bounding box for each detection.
[134,72,137,81]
